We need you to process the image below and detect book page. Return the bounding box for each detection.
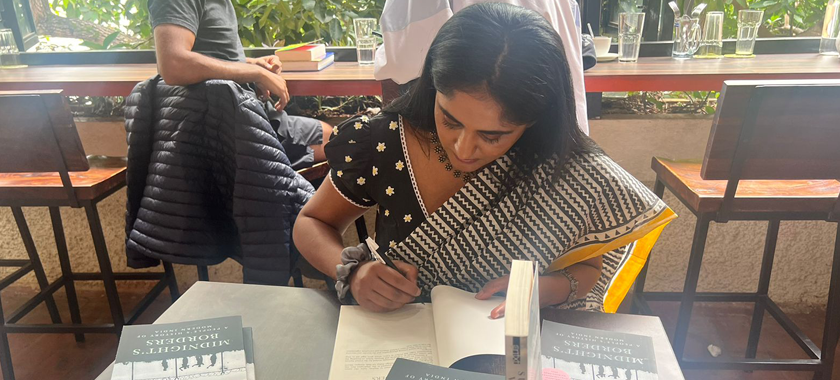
[430,286,506,368]
[329,304,438,380]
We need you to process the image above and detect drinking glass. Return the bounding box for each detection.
[672,16,701,59]
[353,18,377,65]
[735,10,763,56]
[618,12,645,62]
[698,12,724,58]
[819,0,840,55]
[0,29,25,69]
[356,37,376,65]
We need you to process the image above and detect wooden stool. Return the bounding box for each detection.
[632,80,840,379]
[0,91,178,380]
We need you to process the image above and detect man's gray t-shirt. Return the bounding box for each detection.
[149,0,245,62]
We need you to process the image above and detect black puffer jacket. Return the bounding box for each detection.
[124,77,314,285]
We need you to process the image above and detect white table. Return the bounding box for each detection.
[95,282,684,379]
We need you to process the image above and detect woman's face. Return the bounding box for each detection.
[434,90,528,173]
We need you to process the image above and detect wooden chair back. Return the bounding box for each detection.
[702,80,840,181]
[700,80,840,221]
[0,90,88,205]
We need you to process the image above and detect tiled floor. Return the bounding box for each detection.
[1,284,837,380]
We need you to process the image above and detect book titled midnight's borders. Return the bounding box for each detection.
[541,321,658,380]
[111,316,248,380]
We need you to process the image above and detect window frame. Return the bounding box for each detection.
[1,0,38,51]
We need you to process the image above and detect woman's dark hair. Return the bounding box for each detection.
[385,2,593,167]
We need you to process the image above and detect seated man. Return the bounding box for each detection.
[149,0,331,169]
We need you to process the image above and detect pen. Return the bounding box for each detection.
[365,237,405,278]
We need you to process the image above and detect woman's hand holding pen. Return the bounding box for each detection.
[349,260,421,313]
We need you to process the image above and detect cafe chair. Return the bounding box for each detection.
[0,90,177,380]
[632,80,840,379]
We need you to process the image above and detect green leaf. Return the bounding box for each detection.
[344,10,359,19]
[302,0,316,11]
[751,0,780,8]
[329,18,343,43]
[80,41,104,50]
[314,2,331,23]
[242,16,256,28]
[258,7,272,28]
[704,105,716,114]
[102,31,120,49]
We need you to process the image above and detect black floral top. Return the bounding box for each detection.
[324,112,428,251]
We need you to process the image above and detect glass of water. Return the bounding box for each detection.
[354,18,377,65]
[735,10,763,56]
[618,12,645,62]
[356,37,376,66]
[672,16,701,59]
[698,12,724,58]
[0,29,25,69]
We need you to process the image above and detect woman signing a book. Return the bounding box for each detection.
[294,3,675,317]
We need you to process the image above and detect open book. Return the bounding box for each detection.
[328,286,506,380]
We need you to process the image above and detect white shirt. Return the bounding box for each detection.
[374,0,589,135]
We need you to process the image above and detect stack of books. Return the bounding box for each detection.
[274,43,334,72]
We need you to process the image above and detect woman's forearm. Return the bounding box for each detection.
[293,215,348,280]
[540,257,603,307]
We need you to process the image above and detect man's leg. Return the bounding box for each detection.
[273,111,330,170]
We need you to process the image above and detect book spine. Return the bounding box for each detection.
[506,336,528,380]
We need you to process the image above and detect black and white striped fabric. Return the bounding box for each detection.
[387,149,674,312]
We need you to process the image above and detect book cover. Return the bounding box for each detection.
[111,316,247,380]
[386,358,503,380]
[281,52,335,72]
[541,321,658,380]
[275,44,327,61]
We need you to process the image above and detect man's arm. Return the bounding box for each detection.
[154,24,290,109]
